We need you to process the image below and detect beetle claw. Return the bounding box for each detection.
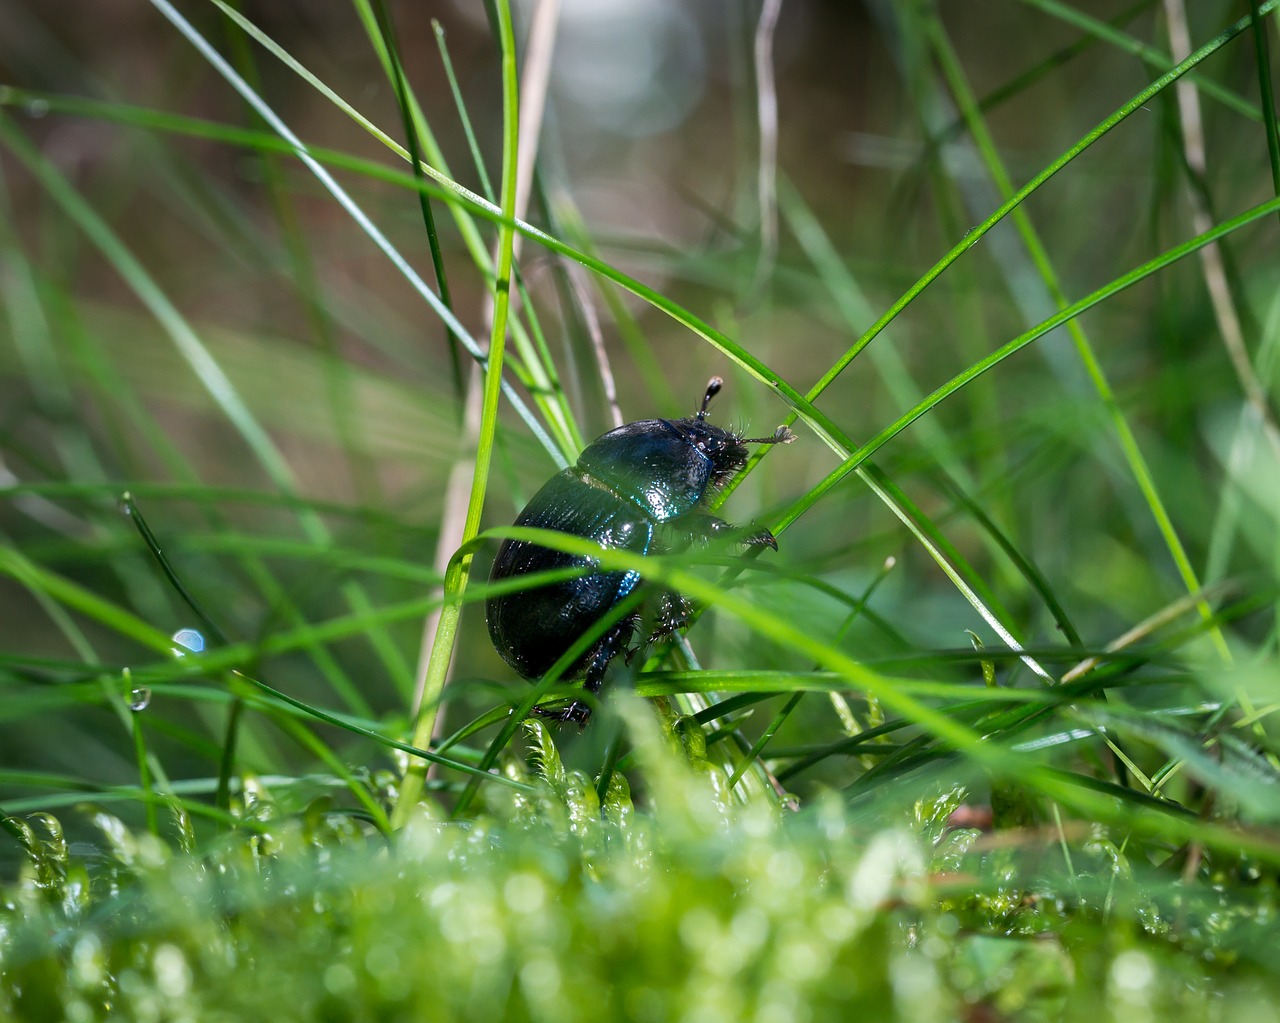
[531,701,593,727]
[745,527,778,551]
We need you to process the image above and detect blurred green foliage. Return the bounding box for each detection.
[4,716,1280,1022]
[2,0,1280,1017]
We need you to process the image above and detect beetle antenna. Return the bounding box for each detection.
[698,377,723,419]
[740,425,796,445]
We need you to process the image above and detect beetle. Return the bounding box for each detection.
[486,377,794,724]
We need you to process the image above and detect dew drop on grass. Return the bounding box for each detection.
[121,667,150,712]
[171,628,205,655]
[25,98,49,118]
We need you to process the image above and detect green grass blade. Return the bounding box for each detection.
[392,0,522,828]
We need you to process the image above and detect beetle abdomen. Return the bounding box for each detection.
[486,470,653,680]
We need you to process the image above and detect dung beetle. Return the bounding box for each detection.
[486,377,794,724]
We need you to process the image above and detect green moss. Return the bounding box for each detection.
[3,752,1279,1023]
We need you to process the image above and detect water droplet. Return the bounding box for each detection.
[129,686,151,712]
[25,98,49,118]
[171,628,205,655]
[118,492,134,517]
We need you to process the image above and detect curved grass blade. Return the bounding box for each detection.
[368,0,463,405]
[392,0,523,828]
[151,0,566,469]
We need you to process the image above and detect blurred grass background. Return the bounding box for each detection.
[2,0,1280,804]
[0,0,1277,901]
[3,1,1280,1018]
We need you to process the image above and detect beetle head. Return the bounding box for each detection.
[675,377,796,488]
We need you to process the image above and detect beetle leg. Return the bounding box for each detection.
[684,513,779,551]
[740,524,779,551]
[582,621,633,690]
[532,700,593,727]
[649,590,694,640]
[531,619,635,727]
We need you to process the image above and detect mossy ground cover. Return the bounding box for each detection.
[5,717,1280,1022]
[3,2,1280,1020]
